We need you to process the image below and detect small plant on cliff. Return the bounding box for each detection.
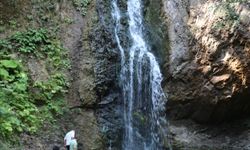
[212,1,240,30]
[73,0,90,16]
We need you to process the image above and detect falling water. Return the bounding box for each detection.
[112,0,168,149]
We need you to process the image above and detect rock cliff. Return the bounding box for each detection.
[162,0,250,149]
[1,0,250,149]
[163,0,250,123]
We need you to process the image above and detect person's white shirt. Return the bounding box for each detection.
[64,130,75,146]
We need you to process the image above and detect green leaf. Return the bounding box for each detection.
[14,83,27,92]
[0,60,18,68]
[0,68,9,78]
[2,122,13,132]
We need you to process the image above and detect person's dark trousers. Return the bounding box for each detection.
[66,145,70,150]
[52,146,60,150]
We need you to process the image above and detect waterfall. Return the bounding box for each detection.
[112,0,168,149]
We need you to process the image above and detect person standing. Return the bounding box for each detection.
[64,130,75,150]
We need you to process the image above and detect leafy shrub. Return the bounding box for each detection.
[212,1,241,30]
[73,0,91,16]
[10,29,47,53]
[0,58,40,137]
[33,73,68,102]
[0,28,69,138]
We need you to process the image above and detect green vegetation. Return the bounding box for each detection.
[9,20,18,29]
[64,17,74,24]
[0,57,39,137]
[28,0,61,28]
[0,28,69,139]
[212,0,248,30]
[10,29,70,68]
[73,0,91,16]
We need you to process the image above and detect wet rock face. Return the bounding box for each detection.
[92,0,119,99]
[91,26,119,98]
[143,0,168,65]
[91,0,124,148]
[163,0,250,122]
